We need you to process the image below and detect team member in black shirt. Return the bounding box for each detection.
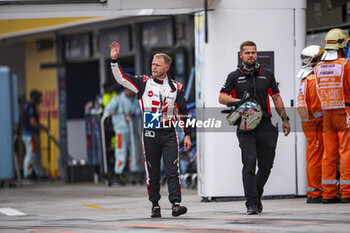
[219,41,291,215]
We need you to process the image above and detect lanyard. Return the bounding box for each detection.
[159,82,170,113]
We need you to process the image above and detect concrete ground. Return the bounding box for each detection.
[0,182,349,233]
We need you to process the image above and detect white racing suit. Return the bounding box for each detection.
[110,60,191,205]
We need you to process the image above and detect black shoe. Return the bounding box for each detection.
[151,206,161,218]
[257,202,263,213]
[172,204,187,217]
[246,205,258,215]
[322,197,341,204]
[311,196,323,203]
[306,197,312,203]
[341,198,350,203]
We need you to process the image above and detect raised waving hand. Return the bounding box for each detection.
[110,41,120,60]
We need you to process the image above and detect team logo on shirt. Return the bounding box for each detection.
[148,91,153,97]
[144,112,161,129]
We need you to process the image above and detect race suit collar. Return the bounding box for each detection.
[152,75,176,91]
[153,76,167,84]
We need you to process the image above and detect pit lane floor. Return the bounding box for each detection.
[0,182,349,233]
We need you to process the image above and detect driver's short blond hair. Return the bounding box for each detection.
[153,53,172,65]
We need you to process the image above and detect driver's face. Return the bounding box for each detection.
[151,57,169,79]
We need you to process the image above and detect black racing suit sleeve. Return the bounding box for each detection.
[220,72,236,97]
[175,87,191,136]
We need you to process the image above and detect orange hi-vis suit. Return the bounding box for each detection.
[297,73,324,198]
[314,55,350,200]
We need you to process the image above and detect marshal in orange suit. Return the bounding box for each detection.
[314,28,350,204]
[297,45,324,203]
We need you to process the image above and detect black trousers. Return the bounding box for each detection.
[236,119,278,207]
[143,127,181,204]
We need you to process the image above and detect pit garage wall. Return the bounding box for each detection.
[25,36,60,178]
[196,0,307,198]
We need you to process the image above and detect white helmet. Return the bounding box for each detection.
[297,45,325,79]
[301,45,325,68]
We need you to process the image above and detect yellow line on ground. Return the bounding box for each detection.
[81,204,108,210]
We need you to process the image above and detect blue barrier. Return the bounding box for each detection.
[12,74,19,125]
[0,66,15,180]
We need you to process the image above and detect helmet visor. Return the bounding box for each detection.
[301,55,321,67]
[301,55,313,67]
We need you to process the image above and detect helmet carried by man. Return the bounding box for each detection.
[222,92,262,131]
[235,101,262,131]
[324,28,349,51]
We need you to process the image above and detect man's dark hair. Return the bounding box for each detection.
[240,41,257,52]
[30,90,42,104]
